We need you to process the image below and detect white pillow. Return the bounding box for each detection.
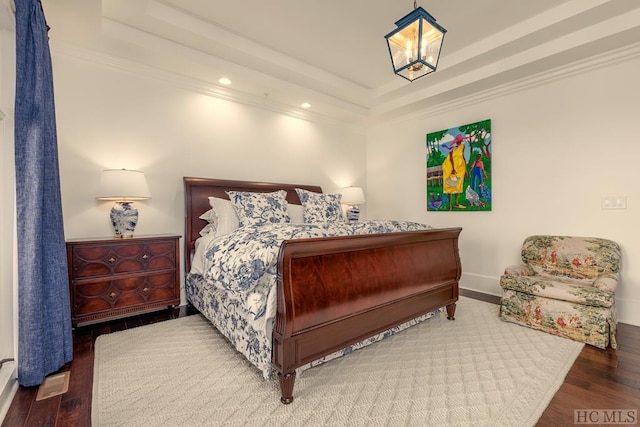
[208,196,240,237]
[198,223,216,237]
[190,233,217,275]
[226,190,290,227]
[199,208,217,223]
[288,204,304,223]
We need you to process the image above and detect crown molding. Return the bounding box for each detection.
[370,2,640,122]
[100,17,369,123]
[48,29,640,129]
[145,0,371,101]
[369,41,640,126]
[49,40,366,134]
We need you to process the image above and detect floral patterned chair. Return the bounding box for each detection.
[499,235,621,349]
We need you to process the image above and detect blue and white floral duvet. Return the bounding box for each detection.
[187,220,441,379]
[202,220,431,328]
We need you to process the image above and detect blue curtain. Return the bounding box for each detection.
[14,0,73,387]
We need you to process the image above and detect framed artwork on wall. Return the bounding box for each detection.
[426,119,492,211]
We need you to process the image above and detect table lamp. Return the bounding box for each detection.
[340,186,365,222]
[96,169,151,238]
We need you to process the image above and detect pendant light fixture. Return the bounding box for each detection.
[384,1,447,82]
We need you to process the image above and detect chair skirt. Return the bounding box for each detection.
[500,289,616,349]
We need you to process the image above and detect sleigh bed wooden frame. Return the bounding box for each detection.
[184,177,462,404]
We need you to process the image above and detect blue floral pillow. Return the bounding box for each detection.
[295,188,344,223]
[226,190,290,227]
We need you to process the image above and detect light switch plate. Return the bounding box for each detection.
[601,196,626,209]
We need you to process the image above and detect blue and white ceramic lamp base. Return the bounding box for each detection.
[110,202,139,238]
[346,205,360,222]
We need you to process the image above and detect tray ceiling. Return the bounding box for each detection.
[41,0,640,123]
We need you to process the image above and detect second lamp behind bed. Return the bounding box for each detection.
[340,186,365,222]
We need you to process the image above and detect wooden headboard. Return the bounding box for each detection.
[183,177,323,273]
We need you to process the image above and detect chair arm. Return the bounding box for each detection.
[503,264,535,277]
[593,273,620,293]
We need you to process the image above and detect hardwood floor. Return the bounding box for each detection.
[3,291,639,426]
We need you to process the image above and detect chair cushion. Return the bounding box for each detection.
[500,273,614,308]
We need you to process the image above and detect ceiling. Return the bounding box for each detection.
[41,0,640,123]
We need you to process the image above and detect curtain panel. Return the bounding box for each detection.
[14,0,73,386]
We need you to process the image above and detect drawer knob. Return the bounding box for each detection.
[143,287,149,293]
[142,254,149,259]
[108,257,116,264]
[109,292,117,299]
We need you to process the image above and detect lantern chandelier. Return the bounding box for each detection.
[384,1,447,82]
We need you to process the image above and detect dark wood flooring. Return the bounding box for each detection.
[3,290,639,426]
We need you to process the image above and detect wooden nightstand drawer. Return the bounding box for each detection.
[66,234,180,326]
[72,271,177,317]
[70,240,176,279]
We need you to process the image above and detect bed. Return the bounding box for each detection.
[184,177,462,404]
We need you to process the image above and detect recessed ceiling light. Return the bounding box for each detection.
[218,77,232,85]
[301,103,311,109]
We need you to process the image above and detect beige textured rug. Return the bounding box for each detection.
[93,297,583,426]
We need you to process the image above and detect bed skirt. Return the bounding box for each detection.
[186,273,441,380]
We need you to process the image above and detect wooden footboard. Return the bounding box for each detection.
[272,227,462,403]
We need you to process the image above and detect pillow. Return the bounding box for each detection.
[288,204,304,223]
[226,190,290,227]
[198,223,216,237]
[295,188,344,223]
[207,196,240,237]
[199,208,217,223]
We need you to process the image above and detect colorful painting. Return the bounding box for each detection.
[426,119,492,211]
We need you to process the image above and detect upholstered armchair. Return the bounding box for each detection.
[500,235,621,349]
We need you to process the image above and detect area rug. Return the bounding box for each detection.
[92,297,583,426]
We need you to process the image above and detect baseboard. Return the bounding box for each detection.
[617,298,640,327]
[460,288,501,305]
[459,272,502,306]
[459,272,501,297]
[0,361,17,424]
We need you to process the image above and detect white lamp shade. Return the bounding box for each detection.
[96,169,151,201]
[340,187,365,205]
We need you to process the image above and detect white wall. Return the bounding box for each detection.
[0,29,15,360]
[0,23,17,423]
[366,53,640,326]
[51,46,367,301]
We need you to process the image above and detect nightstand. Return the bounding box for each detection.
[66,234,180,326]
